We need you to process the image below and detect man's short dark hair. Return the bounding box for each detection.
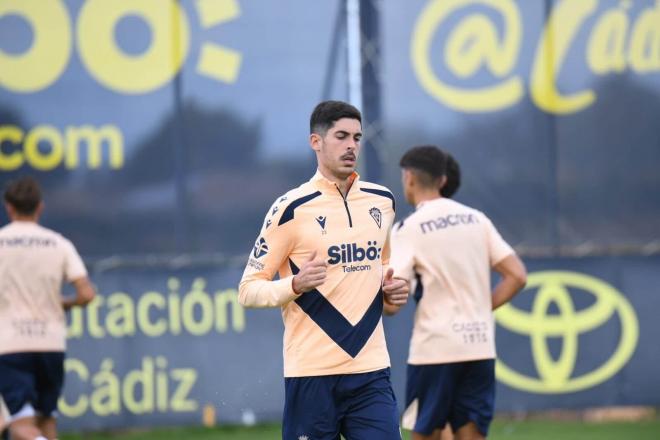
[399,145,448,189]
[4,176,42,215]
[310,100,361,135]
[441,153,461,198]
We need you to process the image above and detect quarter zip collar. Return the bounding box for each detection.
[310,169,360,197]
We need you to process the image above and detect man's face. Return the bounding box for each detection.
[311,118,362,180]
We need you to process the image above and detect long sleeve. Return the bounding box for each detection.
[239,275,298,308]
[238,197,299,308]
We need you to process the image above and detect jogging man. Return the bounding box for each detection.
[0,177,95,440]
[387,146,527,440]
[239,100,409,439]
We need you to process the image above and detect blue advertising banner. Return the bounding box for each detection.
[58,256,660,430]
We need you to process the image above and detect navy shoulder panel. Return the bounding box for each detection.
[360,187,395,212]
[278,191,322,225]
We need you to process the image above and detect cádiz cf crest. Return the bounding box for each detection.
[369,207,382,228]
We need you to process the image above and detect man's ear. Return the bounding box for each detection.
[35,201,45,218]
[438,175,447,191]
[3,202,14,221]
[309,133,323,152]
[404,169,416,188]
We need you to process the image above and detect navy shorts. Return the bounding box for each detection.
[0,352,65,418]
[403,359,495,436]
[283,367,400,440]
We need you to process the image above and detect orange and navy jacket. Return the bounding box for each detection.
[239,170,396,377]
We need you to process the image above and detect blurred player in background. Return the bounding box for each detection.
[386,146,527,440]
[0,177,95,440]
[239,100,409,439]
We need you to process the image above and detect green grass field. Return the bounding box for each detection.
[61,419,660,440]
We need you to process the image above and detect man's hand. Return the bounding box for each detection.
[62,277,96,310]
[382,268,409,306]
[292,250,327,294]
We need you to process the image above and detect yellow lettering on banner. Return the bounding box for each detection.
[168,278,183,335]
[445,15,501,78]
[0,124,125,171]
[87,296,106,338]
[76,0,190,94]
[628,0,660,73]
[59,358,89,417]
[195,0,243,83]
[170,368,199,412]
[0,126,24,170]
[23,126,64,171]
[587,2,629,74]
[182,279,214,336]
[67,307,83,339]
[531,0,598,114]
[138,292,168,337]
[65,126,124,170]
[156,357,169,412]
[215,289,245,333]
[106,293,136,338]
[0,0,71,92]
[60,357,201,418]
[411,0,523,112]
[66,280,246,339]
[90,359,121,416]
[123,357,155,414]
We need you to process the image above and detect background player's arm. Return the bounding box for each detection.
[484,215,527,309]
[62,277,96,310]
[384,223,414,316]
[61,239,95,310]
[491,254,527,310]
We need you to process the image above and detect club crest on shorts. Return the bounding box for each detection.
[369,207,382,228]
